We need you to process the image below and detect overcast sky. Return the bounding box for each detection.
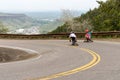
[0,0,107,13]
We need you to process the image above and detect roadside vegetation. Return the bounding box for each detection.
[50,0,120,33]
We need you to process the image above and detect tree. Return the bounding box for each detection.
[51,0,120,33]
[0,22,9,33]
[60,9,74,22]
[59,9,76,32]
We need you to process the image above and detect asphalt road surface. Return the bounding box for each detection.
[0,40,120,80]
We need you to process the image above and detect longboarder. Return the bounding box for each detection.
[69,32,78,46]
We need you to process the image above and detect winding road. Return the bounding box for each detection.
[0,40,120,80]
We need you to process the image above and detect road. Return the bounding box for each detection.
[0,40,120,80]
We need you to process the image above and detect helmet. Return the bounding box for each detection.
[85,29,89,33]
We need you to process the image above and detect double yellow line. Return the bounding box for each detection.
[30,46,101,80]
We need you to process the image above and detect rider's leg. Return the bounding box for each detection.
[72,37,75,45]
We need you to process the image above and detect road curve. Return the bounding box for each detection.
[0,40,120,80]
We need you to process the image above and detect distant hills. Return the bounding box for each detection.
[25,11,84,33]
[25,11,83,19]
[0,11,84,34]
[0,12,33,32]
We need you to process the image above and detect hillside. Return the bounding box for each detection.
[0,12,63,34]
[25,11,82,33]
[0,13,33,31]
[50,0,120,33]
[0,11,83,34]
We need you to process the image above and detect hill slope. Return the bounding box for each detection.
[50,0,120,33]
[0,13,33,31]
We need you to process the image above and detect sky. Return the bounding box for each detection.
[0,0,107,13]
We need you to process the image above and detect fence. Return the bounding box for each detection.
[0,31,119,39]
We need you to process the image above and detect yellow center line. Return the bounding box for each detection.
[28,44,101,80]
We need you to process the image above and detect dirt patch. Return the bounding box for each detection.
[0,47,38,63]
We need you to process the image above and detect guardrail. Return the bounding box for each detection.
[0,31,119,39]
